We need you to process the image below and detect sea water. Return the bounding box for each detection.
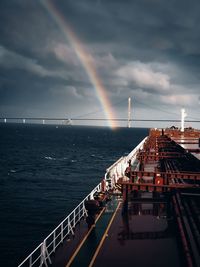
[0,124,148,267]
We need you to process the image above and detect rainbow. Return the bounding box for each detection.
[41,0,117,128]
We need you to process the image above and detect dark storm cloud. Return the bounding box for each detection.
[0,0,200,122]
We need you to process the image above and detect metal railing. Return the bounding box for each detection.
[105,137,147,189]
[18,183,102,267]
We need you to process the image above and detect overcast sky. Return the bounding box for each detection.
[0,0,200,127]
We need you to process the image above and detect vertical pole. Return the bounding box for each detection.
[128,97,131,128]
[122,185,128,213]
[61,223,64,242]
[73,211,76,228]
[29,255,32,267]
[53,231,56,252]
[181,108,186,132]
[78,205,81,221]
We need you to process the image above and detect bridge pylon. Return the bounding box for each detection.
[127,97,131,128]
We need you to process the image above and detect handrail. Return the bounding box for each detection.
[105,137,147,189]
[18,182,102,267]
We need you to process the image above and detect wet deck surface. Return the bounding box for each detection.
[68,198,119,267]
[52,194,181,267]
[92,194,181,267]
[51,197,120,267]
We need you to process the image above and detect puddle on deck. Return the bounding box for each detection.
[94,192,182,267]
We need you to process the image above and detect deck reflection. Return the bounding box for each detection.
[93,192,181,267]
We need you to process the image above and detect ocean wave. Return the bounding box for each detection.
[90,154,104,159]
[10,169,17,173]
[44,156,56,160]
[44,156,69,161]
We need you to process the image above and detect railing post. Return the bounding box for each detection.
[78,205,81,221]
[73,211,76,227]
[90,190,94,200]
[83,204,88,217]
[53,231,56,253]
[40,242,47,267]
[29,255,32,267]
[61,223,64,242]
[68,216,74,235]
[40,240,51,267]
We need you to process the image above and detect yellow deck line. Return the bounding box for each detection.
[66,207,106,267]
[88,202,121,267]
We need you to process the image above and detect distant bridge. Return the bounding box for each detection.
[0,117,200,123]
[1,98,200,125]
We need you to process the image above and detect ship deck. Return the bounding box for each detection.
[51,192,183,267]
[58,128,200,267]
[18,128,200,267]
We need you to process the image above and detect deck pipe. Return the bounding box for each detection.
[172,194,193,267]
[183,200,200,250]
